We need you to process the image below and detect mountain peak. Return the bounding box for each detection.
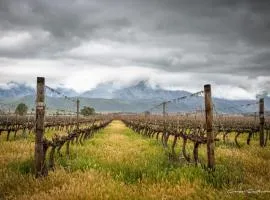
[0,82,35,98]
[133,80,150,90]
[0,81,25,89]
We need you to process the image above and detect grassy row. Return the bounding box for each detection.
[0,120,270,199]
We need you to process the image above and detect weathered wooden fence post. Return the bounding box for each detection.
[35,77,47,177]
[204,84,215,170]
[162,102,168,148]
[259,98,265,147]
[162,102,166,117]
[76,98,80,130]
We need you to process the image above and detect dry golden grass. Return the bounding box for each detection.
[0,120,270,200]
[6,170,196,200]
[0,138,33,167]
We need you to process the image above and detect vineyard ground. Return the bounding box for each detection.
[0,120,270,200]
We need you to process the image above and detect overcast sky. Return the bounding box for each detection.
[0,0,269,99]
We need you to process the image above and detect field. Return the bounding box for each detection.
[0,120,270,200]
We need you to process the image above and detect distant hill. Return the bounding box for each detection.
[112,81,190,100]
[81,82,115,99]
[0,95,153,113]
[81,80,190,100]
[0,82,79,98]
[0,81,269,114]
[46,87,79,97]
[0,82,34,98]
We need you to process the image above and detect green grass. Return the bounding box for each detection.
[0,120,270,199]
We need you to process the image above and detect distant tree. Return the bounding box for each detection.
[15,103,28,116]
[80,106,95,116]
[144,111,150,116]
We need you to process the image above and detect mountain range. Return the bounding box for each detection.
[0,81,269,114]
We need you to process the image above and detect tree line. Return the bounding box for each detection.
[7,103,95,117]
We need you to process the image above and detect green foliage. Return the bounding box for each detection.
[8,158,34,174]
[80,106,95,116]
[15,103,28,116]
[202,164,244,189]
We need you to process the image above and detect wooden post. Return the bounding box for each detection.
[259,98,265,147]
[35,77,47,177]
[254,112,257,122]
[204,84,215,170]
[76,99,80,130]
[162,102,166,117]
[15,113,18,128]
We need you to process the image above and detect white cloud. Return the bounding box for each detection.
[67,40,174,61]
[63,66,155,92]
[179,54,208,64]
[0,57,269,100]
[0,0,269,103]
[0,30,51,52]
[213,85,255,100]
[0,59,74,87]
[0,31,32,50]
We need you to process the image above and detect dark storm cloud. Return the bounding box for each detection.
[0,0,270,77]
